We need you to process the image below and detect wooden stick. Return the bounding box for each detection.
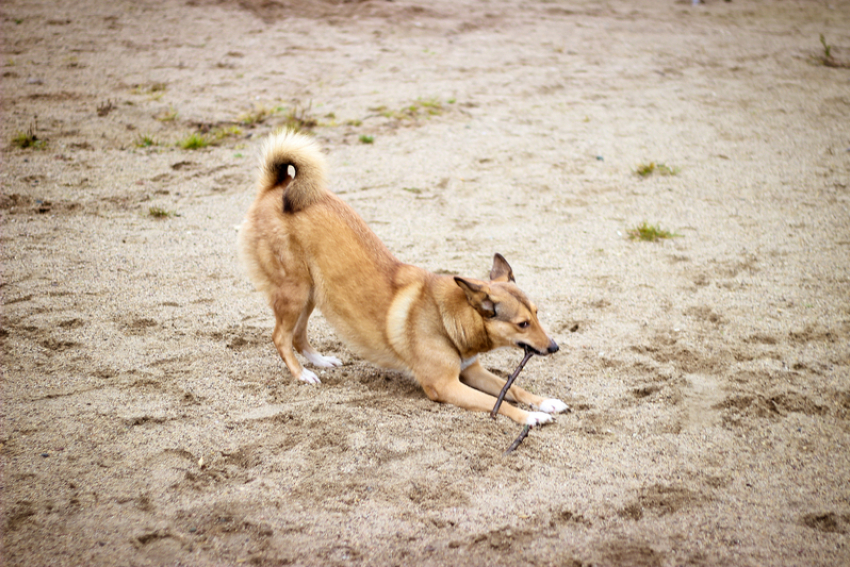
[490,347,535,419]
[504,424,531,455]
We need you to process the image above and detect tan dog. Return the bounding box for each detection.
[239,131,568,426]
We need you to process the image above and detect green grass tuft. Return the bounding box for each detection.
[282,104,318,133]
[816,33,849,68]
[371,97,448,122]
[628,222,680,242]
[210,125,243,141]
[636,162,680,177]
[11,122,46,149]
[238,104,277,126]
[134,134,157,148]
[820,33,832,60]
[177,133,210,150]
[148,206,177,218]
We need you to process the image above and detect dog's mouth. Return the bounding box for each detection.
[518,341,559,356]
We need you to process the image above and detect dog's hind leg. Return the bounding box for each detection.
[271,287,321,384]
[292,298,342,369]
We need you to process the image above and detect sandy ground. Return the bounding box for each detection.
[2,0,850,565]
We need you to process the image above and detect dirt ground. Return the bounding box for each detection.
[2,0,849,565]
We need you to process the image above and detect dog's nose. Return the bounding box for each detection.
[547,339,559,354]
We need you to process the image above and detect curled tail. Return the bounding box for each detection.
[258,130,328,213]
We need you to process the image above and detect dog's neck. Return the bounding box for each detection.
[434,276,493,358]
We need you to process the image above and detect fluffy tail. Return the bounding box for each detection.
[257,130,328,213]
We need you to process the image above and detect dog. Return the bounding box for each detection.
[239,130,568,426]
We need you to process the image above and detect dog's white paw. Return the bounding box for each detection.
[298,368,321,384]
[304,351,342,368]
[525,412,554,427]
[538,398,569,414]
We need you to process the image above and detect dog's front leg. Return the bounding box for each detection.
[420,366,555,427]
[292,298,342,369]
[271,288,321,384]
[460,359,569,415]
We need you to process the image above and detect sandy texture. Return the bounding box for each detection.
[2,0,850,565]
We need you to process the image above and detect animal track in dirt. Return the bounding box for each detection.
[630,336,725,375]
[116,316,158,335]
[555,319,585,334]
[789,324,846,345]
[618,484,704,521]
[222,329,267,351]
[714,390,827,422]
[407,482,470,510]
[212,172,249,192]
[744,333,781,346]
[801,511,850,534]
[601,540,665,567]
[58,317,84,329]
[172,501,276,560]
[548,507,592,528]
[631,384,663,399]
[683,305,726,326]
[4,501,38,532]
[0,193,82,215]
[467,525,535,551]
[39,337,81,351]
[685,254,760,289]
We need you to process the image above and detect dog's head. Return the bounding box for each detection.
[454,254,559,356]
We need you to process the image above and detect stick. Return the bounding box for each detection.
[490,346,535,419]
[504,424,531,455]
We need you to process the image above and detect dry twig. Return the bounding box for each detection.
[490,346,535,419]
[505,424,531,455]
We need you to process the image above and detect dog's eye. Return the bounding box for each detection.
[518,321,530,329]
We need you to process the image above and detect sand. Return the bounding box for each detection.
[2,0,849,565]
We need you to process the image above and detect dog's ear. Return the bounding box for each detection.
[454,277,496,318]
[490,253,515,283]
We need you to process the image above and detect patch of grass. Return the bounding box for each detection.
[358,134,374,144]
[627,222,680,242]
[282,103,318,133]
[132,82,167,101]
[238,103,278,126]
[176,125,242,150]
[148,206,177,218]
[817,33,849,68]
[155,106,178,122]
[372,97,448,121]
[635,162,680,177]
[11,122,46,150]
[177,133,210,150]
[210,125,243,142]
[820,33,832,59]
[132,82,166,95]
[134,134,157,148]
[238,102,318,133]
